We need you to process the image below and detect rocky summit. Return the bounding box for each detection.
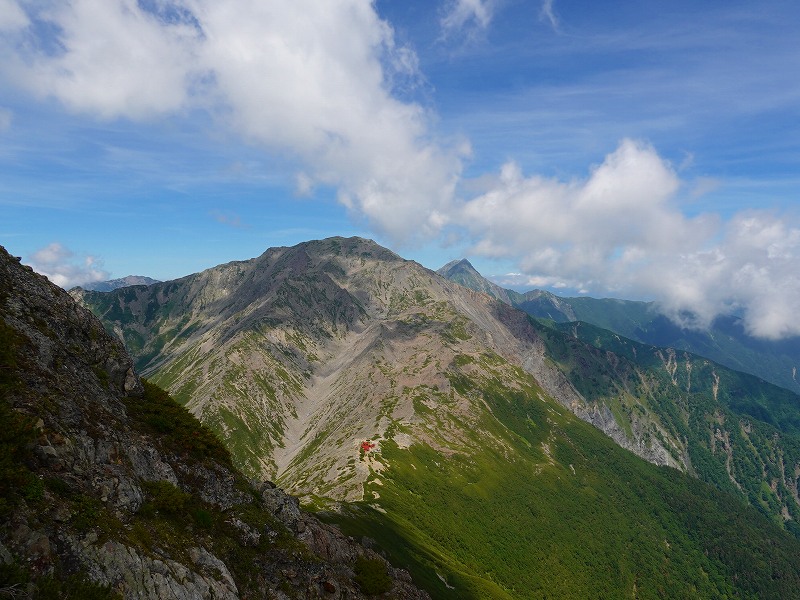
[0,245,429,599]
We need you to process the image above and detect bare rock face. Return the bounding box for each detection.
[0,246,429,599]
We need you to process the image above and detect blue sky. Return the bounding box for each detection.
[1,0,799,338]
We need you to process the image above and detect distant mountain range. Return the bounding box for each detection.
[439,258,800,394]
[70,237,800,598]
[79,275,160,292]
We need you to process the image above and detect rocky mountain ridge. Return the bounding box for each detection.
[72,238,683,497]
[0,245,429,599]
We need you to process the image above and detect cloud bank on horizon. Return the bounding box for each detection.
[1,0,799,339]
[26,243,109,289]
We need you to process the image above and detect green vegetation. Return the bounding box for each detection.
[0,564,120,600]
[126,380,233,467]
[353,556,393,595]
[141,480,191,514]
[326,361,800,599]
[0,320,36,518]
[0,398,37,519]
[534,318,800,531]
[0,318,21,391]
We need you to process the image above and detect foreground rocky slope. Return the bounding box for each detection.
[0,245,428,599]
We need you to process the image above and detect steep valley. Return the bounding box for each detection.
[440,258,800,533]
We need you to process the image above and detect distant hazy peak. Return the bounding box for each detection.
[79,275,160,292]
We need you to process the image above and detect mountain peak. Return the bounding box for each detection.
[437,258,521,305]
[438,258,477,276]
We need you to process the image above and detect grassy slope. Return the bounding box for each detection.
[326,361,800,599]
[539,319,800,531]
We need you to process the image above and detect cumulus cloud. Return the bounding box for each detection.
[460,139,800,339]
[653,212,800,340]
[5,0,200,119]
[461,139,701,272]
[28,243,109,288]
[0,0,28,31]
[189,0,462,240]
[0,0,461,242]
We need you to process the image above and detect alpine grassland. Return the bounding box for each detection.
[327,363,800,599]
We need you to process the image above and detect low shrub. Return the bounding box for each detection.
[353,556,392,596]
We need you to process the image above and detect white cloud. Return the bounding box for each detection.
[189,0,462,241]
[0,0,461,243]
[440,0,496,36]
[689,176,720,198]
[654,212,800,340]
[0,0,28,31]
[28,242,109,288]
[6,0,201,119]
[490,272,575,290]
[461,139,696,271]
[460,139,800,339]
[294,172,315,197]
[539,0,559,31]
[211,210,247,229]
